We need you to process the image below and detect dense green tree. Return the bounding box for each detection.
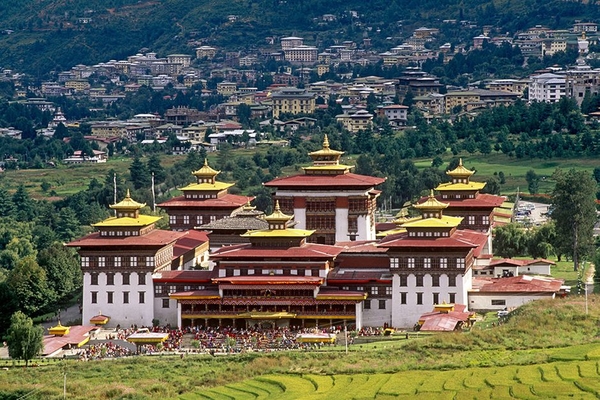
[147,153,166,184]
[0,187,14,218]
[7,256,53,315]
[11,185,35,222]
[551,169,597,271]
[129,155,151,190]
[6,311,43,366]
[527,222,556,259]
[493,223,527,258]
[55,208,82,242]
[525,169,540,195]
[0,282,17,335]
[37,244,82,303]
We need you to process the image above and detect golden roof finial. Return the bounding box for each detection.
[125,188,131,199]
[265,200,293,224]
[204,158,209,166]
[323,134,330,149]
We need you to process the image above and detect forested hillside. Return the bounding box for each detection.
[1,0,600,75]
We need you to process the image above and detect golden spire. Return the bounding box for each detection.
[323,134,330,149]
[413,190,449,211]
[191,158,220,183]
[109,190,145,211]
[446,158,475,179]
[242,199,256,211]
[266,200,290,220]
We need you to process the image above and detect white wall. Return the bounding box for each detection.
[82,271,154,328]
[153,298,178,327]
[390,273,468,328]
[335,207,349,242]
[468,293,555,311]
[361,298,392,327]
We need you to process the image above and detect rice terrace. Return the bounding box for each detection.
[3,295,600,399]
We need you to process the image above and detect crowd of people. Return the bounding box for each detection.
[79,342,134,360]
[75,324,345,358]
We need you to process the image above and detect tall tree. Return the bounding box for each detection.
[11,184,35,222]
[7,256,53,315]
[525,169,540,195]
[129,156,151,189]
[0,187,14,218]
[147,153,166,184]
[493,223,527,258]
[37,244,82,302]
[551,169,597,271]
[0,282,17,335]
[6,311,43,367]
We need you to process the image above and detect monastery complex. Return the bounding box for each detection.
[68,138,565,331]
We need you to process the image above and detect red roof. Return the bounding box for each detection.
[264,173,386,189]
[158,194,251,209]
[212,243,344,259]
[67,229,186,248]
[419,304,472,332]
[213,276,324,285]
[375,222,398,232]
[337,241,389,253]
[43,325,97,356]
[489,258,556,267]
[172,230,209,258]
[153,270,215,283]
[471,275,564,293]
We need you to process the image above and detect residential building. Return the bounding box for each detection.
[284,45,318,63]
[280,36,304,50]
[270,87,316,118]
[379,104,409,125]
[336,110,374,133]
[528,73,567,103]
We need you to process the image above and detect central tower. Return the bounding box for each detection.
[265,136,385,244]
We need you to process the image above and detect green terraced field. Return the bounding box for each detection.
[202,360,600,399]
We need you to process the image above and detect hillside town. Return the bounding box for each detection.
[0,21,600,153]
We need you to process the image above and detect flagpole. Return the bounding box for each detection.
[151,172,156,212]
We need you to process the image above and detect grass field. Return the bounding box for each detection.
[198,360,600,399]
[2,297,600,399]
[2,149,595,201]
[412,153,599,195]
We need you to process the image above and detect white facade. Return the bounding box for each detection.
[528,73,566,103]
[468,292,555,311]
[82,271,154,328]
[390,272,470,328]
[274,189,378,242]
[361,298,392,328]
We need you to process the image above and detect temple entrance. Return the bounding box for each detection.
[259,321,275,329]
